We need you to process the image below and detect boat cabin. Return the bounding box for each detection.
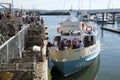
[54,21,98,50]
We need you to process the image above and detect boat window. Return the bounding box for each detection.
[61,32,70,36]
[71,31,80,36]
[93,36,96,44]
[84,35,96,47]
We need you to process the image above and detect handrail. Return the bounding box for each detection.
[0,25,29,63]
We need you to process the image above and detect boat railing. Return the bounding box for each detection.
[0,25,29,64]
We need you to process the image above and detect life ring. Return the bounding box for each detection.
[86,26,92,32]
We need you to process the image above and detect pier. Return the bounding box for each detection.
[0,21,48,79]
[101,26,120,33]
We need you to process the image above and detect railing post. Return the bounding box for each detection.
[6,43,9,63]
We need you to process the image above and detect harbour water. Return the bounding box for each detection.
[43,15,120,80]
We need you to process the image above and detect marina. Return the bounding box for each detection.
[1,0,120,80]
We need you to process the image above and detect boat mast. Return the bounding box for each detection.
[78,0,80,10]
[89,0,91,10]
[108,0,111,9]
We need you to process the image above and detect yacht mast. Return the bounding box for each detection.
[108,0,111,9]
[89,0,91,10]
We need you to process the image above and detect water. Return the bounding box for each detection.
[42,14,120,80]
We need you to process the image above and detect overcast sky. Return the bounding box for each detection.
[0,0,120,10]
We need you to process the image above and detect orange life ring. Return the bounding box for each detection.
[86,26,92,32]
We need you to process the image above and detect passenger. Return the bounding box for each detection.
[79,40,84,48]
[88,36,93,46]
[61,40,65,50]
[76,39,80,48]
[63,38,69,47]
[68,40,72,48]
[47,42,53,47]
[72,38,77,49]
[53,38,58,46]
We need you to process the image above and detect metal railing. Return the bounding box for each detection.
[0,25,29,64]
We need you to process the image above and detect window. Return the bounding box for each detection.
[71,31,80,36]
[61,32,70,36]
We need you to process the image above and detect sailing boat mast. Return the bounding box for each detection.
[89,0,91,10]
[108,0,111,9]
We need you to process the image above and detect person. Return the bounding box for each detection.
[41,17,44,24]
[78,40,84,48]
[68,40,72,48]
[72,38,77,49]
[60,40,64,50]
[63,38,69,48]
[76,39,80,48]
[88,36,93,46]
[47,42,53,48]
[36,16,40,25]
[53,38,58,46]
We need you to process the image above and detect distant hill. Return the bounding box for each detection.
[26,9,71,15]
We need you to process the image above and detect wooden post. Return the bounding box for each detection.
[112,13,115,24]
[102,12,104,27]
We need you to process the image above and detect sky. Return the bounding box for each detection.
[0,0,120,10]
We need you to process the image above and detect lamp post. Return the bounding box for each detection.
[11,0,14,15]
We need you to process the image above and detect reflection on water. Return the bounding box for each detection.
[51,55,100,80]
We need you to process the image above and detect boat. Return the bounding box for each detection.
[48,16,100,76]
[94,14,108,24]
[116,16,120,24]
[76,11,90,21]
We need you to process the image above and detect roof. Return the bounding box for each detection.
[59,21,81,32]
